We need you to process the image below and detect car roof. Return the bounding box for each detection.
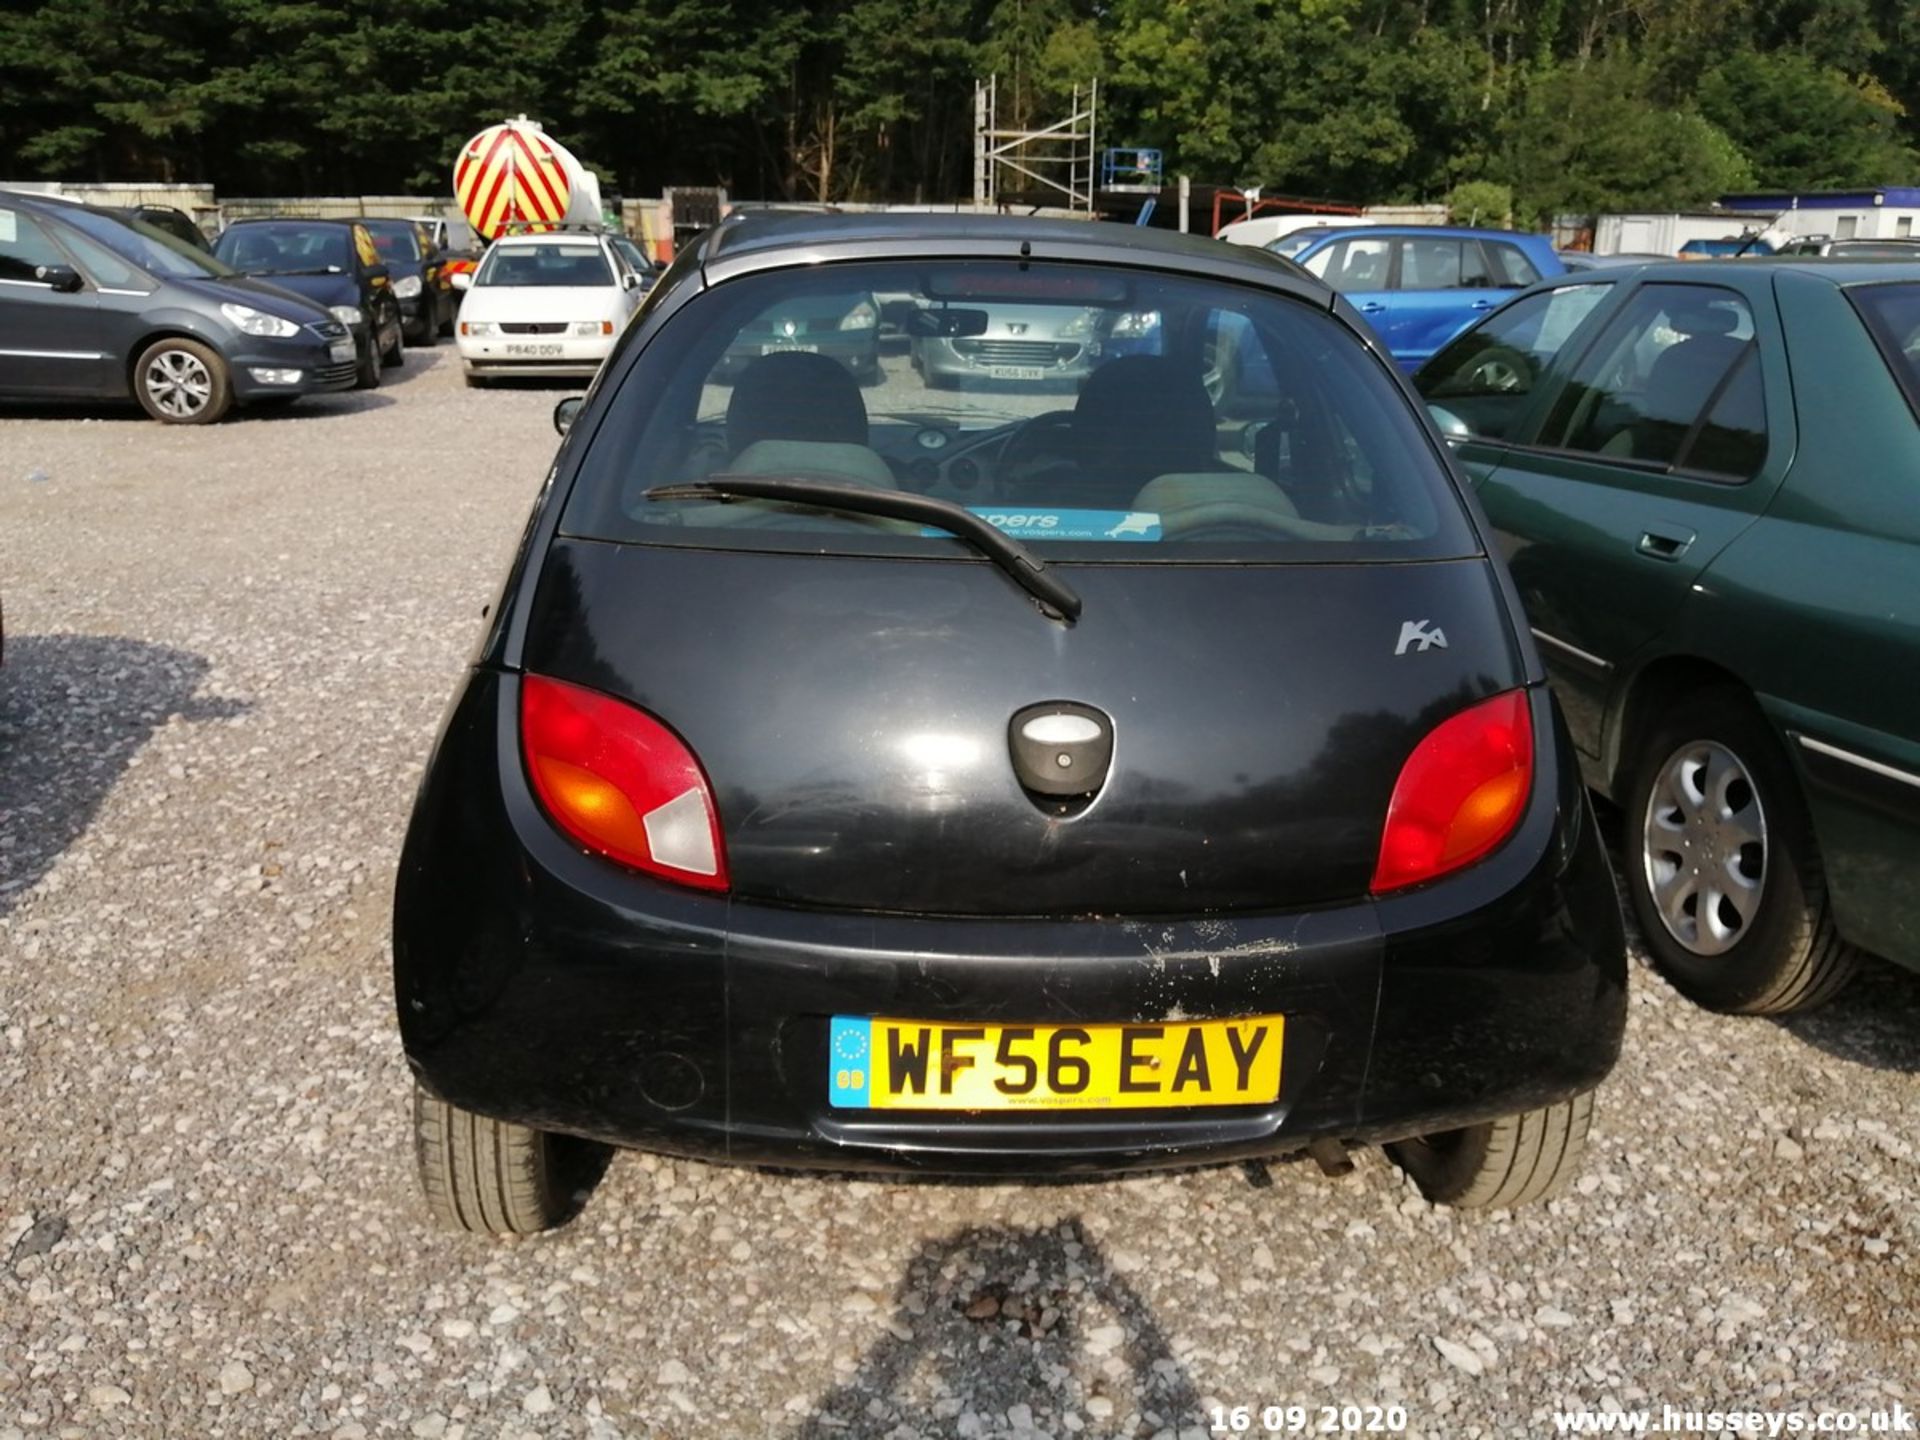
[1290,224,1545,244]
[487,230,612,248]
[1521,257,1920,292]
[693,212,1326,299]
[225,216,362,228]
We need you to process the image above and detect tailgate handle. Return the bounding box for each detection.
[1637,525,1695,561]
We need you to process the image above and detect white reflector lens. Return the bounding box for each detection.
[642,787,719,877]
[1021,713,1103,745]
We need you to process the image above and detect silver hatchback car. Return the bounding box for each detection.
[912,302,1102,389]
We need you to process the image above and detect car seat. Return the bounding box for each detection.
[1132,471,1302,540]
[721,351,895,490]
[1598,307,1749,464]
[1068,356,1217,508]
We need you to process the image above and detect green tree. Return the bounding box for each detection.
[1698,49,1914,189]
[1505,54,1753,219]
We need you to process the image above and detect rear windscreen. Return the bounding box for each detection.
[561,260,1478,561]
[1851,282,1920,418]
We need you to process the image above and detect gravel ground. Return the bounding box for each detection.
[1,347,1915,1440]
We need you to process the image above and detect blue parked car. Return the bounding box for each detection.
[1276,226,1566,369]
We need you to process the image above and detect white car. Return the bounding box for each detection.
[453,232,645,384]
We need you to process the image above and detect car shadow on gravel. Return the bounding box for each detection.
[790,1222,1204,1439]
[365,346,447,392]
[0,634,248,918]
[1771,955,1920,1073]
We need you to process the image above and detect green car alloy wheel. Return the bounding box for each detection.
[1624,692,1857,1014]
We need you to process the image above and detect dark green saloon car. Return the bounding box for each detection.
[1417,262,1920,1013]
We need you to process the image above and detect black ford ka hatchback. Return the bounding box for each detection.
[395,214,1627,1233]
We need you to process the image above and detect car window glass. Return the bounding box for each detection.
[475,243,613,288]
[1460,242,1492,287]
[1487,242,1542,287]
[1304,237,1390,291]
[1678,347,1766,478]
[1538,284,1761,474]
[216,223,353,273]
[367,226,421,263]
[1416,284,1612,438]
[65,209,233,278]
[0,206,70,283]
[1848,282,1920,418]
[1399,238,1463,291]
[559,261,1477,563]
[51,227,144,288]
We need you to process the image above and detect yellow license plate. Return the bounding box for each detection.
[826,1015,1283,1111]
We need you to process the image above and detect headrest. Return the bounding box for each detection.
[726,352,868,455]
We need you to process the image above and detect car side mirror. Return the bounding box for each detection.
[622,271,640,291]
[554,396,584,436]
[1427,404,1473,441]
[450,271,472,291]
[35,264,83,293]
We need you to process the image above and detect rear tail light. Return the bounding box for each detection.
[1371,689,1533,894]
[520,674,728,891]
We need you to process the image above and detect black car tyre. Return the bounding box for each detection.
[355,337,381,390]
[382,323,405,368]
[464,372,489,388]
[1623,688,1857,1013]
[412,1082,569,1235]
[1388,1092,1593,1209]
[133,337,232,424]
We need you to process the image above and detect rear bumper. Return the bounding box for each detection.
[394,673,1627,1175]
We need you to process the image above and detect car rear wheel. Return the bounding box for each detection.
[1387,1092,1593,1209]
[354,337,380,390]
[412,1082,572,1235]
[1623,688,1857,1013]
[382,324,405,368]
[133,338,232,424]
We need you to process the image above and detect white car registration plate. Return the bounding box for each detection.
[761,342,818,355]
[988,365,1046,381]
[506,343,565,358]
[328,341,354,362]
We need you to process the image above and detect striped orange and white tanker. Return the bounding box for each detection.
[453,116,605,243]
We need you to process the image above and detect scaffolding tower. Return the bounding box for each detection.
[973,76,1098,212]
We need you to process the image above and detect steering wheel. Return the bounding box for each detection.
[1463,347,1532,393]
[996,411,1078,472]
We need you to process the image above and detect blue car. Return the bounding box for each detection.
[1277,226,1566,370]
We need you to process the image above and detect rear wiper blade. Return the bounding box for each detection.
[645,475,1083,622]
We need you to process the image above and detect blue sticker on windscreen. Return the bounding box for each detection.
[924,508,1163,542]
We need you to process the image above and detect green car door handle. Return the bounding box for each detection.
[1637,525,1696,561]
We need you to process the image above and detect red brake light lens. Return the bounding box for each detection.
[1371,689,1533,894]
[520,674,728,892]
